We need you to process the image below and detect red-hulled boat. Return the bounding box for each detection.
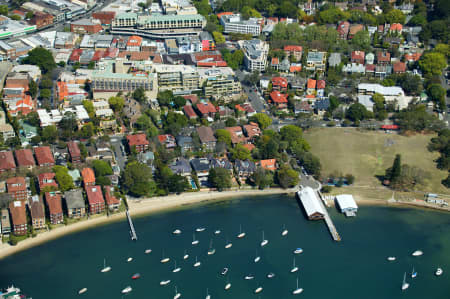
[132,273,141,280]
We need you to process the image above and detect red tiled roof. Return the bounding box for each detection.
[235,104,245,112]
[351,50,365,61]
[157,134,174,143]
[289,65,302,72]
[307,79,316,89]
[196,102,217,115]
[183,105,198,118]
[85,185,104,205]
[127,133,149,147]
[243,123,261,138]
[242,143,255,151]
[404,53,421,62]
[377,52,391,62]
[284,45,302,52]
[118,51,151,61]
[104,186,120,206]
[317,80,326,89]
[34,146,54,165]
[365,64,376,72]
[259,159,277,171]
[337,21,350,35]
[225,127,246,144]
[69,49,83,62]
[393,61,406,73]
[270,91,288,104]
[9,200,27,226]
[67,141,81,157]
[38,172,58,189]
[126,35,143,47]
[305,94,316,99]
[197,61,227,67]
[217,12,234,19]
[271,57,279,65]
[272,77,288,88]
[45,192,63,215]
[91,50,105,61]
[390,23,402,31]
[82,167,96,184]
[182,94,199,105]
[14,149,35,167]
[241,103,255,114]
[7,177,26,192]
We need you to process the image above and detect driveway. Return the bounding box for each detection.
[110,136,127,170]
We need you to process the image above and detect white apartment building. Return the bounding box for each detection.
[238,39,269,72]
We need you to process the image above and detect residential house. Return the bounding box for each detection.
[210,158,233,174]
[306,51,326,72]
[85,185,105,215]
[259,159,277,171]
[176,136,195,153]
[158,134,176,150]
[283,45,302,61]
[343,63,366,74]
[377,52,391,65]
[349,24,364,39]
[7,177,27,201]
[279,57,290,73]
[234,159,256,181]
[9,201,27,235]
[64,189,86,218]
[375,64,392,78]
[271,77,288,92]
[271,57,279,70]
[126,134,150,153]
[137,151,155,167]
[365,52,375,65]
[317,80,326,97]
[0,124,15,141]
[104,186,120,211]
[196,126,217,151]
[295,101,312,114]
[288,77,307,91]
[314,98,330,113]
[337,21,350,39]
[225,127,246,145]
[67,141,82,164]
[29,196,46,229]
[307,79,316,95]
[38,172,58,191]
[126,35,143,52]
[183,105,198,120]
[45,192,63,225]
[404,52,421,64]
[328,53,341,67]
[196,102,217,119]
[351,51,365,65]
[269,91,288,109]
[34,146,55,167]
[81,167,96,187]
[243,122,261,141]
[389,23,403,33]
[14,149,35,170]
[1,208,11,235]
[393,61,406,74]
[169,158,192,177]
[190,158,210,182]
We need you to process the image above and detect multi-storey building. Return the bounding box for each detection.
[85,185,105,215]
[238,39,269,72]
[153,64,200,93]
[7,177,27,201]
[198,67,241,98]
[9,201,27,235]
[220,14,261,36]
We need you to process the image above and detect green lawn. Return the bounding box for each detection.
[303,128,448,195]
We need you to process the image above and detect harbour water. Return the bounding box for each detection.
[0,194,449,298]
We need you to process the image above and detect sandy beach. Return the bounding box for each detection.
[0,188,293,260]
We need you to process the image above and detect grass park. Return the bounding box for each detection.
[303,128,449,201]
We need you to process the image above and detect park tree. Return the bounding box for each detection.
[132,87,147,103]
[41,125,58,143]
[22,48,56,74]
[276,165,299,188]
[251,167,274,189]
[419,52,447,77]
[215,129,232,147]
[53,166,74,192]
[280,125,303,145]
[108,96,125,112]
[208,168,232,191]
[346,103,369,122]
[212,31,225,44]
[250,113,272,129]
[427,84,446,105]
[92,160,113,177]
[28,80,38,99]
[123,161,157,197]
[297,151,321,177]
[389,154,402,183]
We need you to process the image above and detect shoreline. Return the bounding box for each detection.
[0,188,292,260]
[1,188,448,260]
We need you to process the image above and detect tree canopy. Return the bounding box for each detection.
[108,96,125,112]
[53,166,74,192]
[22,48,56,74]
[250,113,272,129]
[122,161,157,197]
[208,167,232,191]
[419,52,447,77]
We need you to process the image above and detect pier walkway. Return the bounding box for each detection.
[126,209,137,241]
[317,192,341,241]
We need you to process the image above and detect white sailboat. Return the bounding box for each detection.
[127,257,133,262]
[292,277,303,295]
[161,250,170,263]
[214,230,221,235]
[224,278,231,290]
[387,256,396,261]
[100,258,111,272]
[435,268,443,276]
[290,258,299,273]
[192,233,199,245]
[205,288,211,299]
[245,274,254,280]
[254,249,261,263]
[173,229,182,235]
[282,224,288,236]
[225,238,232,249]
[207,239,216,255]
[267,272,275,278]
[160,280,171,286]
[121,286,132,294]
[78,288,87,294]
[412,250,423,256]
[183,250,189,260]
[193,256,201,267]
[174,286,181,299]
[173,260,181,273]
[294,248,303,254]
[260,231,268,247]
[145,249,152,254]
[254,286,263,294]
[401,272,409,291]
[196,227,206,232]
[411,267,417,278]
[237,224,246,238]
